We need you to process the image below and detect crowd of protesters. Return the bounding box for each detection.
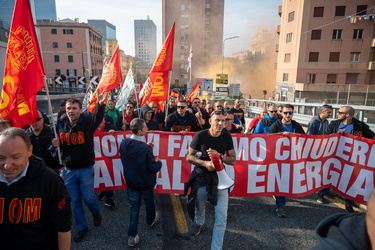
[0,94,375,249]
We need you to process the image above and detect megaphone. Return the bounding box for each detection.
[211,155,235,190]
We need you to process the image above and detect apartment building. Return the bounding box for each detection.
[276,0,375,104]
[134,17,157,66]
[36,19,102,87]
[162,0,224,87]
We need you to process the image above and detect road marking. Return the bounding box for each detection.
[170,194,188,233]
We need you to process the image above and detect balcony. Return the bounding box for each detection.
[278,5,282,17]
[275,44,279,52]
[368,61,375,70]
[277,25,280,35]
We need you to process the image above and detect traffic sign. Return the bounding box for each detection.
[79,77,86,85]
[216,74,228,85]
[90,76,98,85]
[55,76,62,85]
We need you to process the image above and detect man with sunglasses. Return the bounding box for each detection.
[214,102,223,111]
[26,111,60,173]
[186,110,236,249]
[253,106,278,134]
[224,111,242,133]
[229,99,246,131]
[122,102,138,131]
[268,104,305,218]
[190,98,210,129]
[164,99,201,132]
[325,105,375,213]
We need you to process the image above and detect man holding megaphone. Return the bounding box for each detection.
[185,110,236,250]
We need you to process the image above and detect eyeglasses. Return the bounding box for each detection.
[194,101,200,104]
[225,118,234,121]
[35,118,42,121]
[126,106,133,109]
[269,110,277,113]
[337,111,347,115]
[177,106,186,109]
[283,112,293,115]
[210,110,226,117]
[216,105,222,108]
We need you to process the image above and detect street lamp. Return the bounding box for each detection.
[222,36,239,74]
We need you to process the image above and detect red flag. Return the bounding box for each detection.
[87,46,122,112]
[141,23,175,112]
[170,88,180,101]
[0,0,45,127]
[188,80,199,103]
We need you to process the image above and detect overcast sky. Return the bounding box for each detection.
[55,0,281,56]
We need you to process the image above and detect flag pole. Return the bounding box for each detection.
[43,77,62,165]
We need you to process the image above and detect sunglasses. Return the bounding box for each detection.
[210,110,226,117]
[126,106,133,109]
[225,118,234,121]
[337,111,347,115]
[177,106,186,109]
[194,101,200,104]
[269,111,277,113]
[283,112,293,115]
[36,118,42,121]
[216,105,223,108]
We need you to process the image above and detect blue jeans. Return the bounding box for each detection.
[127,188,156,237]
[275,196,285,207]
[62,166,101,231]
[195,186,229,250]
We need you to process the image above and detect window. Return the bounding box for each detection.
[357,5,367,15]
[180,55,185,60]
[283,73,289,82]
[55,69,61,75]
[353,29,364,39]
[329,52,340,62]
[313,7,324,17]
[284,53,291,63]
[67,42,72,48]
[180,34,188,40]
[180,74,188,79]
[309,52,319,62]
[346,73,358,84]
[68,55,73,62]
[67,69,77,76]
[327,74,337,84]
[288,11,295,22]
[181,4,188,10]
[54,55,60,62]
[332,29,342,40]
[311,30,322,40]
[52,42,58,48]
[63,29,74,34]
[206,3,210,8]
[350,52,361,62]
[307,74,316,84]
[51,29,57,34]
[335,6,346,16]
[286,33,293,43]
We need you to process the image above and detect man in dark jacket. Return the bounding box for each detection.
[312,188,375,249]
[139,105,159,130]
[149,101,165,130]
[268,104,305,218]
[164,99,203,132]
[26,111,60,173]
[52,91,107,242]
[324,105,375,213]
[120,118,162,247]
[0,127,71,250]
[307,104,333,204]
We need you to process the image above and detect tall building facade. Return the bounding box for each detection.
[276,0,375,104]
[87,19,116,47]
[134,17,157,66]
[36,19,103,87]
[162,0,224,87]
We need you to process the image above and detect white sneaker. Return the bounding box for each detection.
[128,234,139,246]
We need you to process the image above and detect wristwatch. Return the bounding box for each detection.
[220,153,224,160]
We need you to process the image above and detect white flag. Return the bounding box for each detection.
[139,77,150,100]
[187,45,193,72]
[115,68,135,111]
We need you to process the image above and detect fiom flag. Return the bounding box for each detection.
[0,0,45,127]
[188,80,199,103]
[87,46,122,112]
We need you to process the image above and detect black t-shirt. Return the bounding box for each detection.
[190,129,234,163]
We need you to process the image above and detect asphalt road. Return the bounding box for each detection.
[70,189,364,250]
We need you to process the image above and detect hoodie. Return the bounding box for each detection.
[254,113,278,134]
[312,213,370,250]
[120,137,162,190]
[0,156,71,249]
[139,105,159,130]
